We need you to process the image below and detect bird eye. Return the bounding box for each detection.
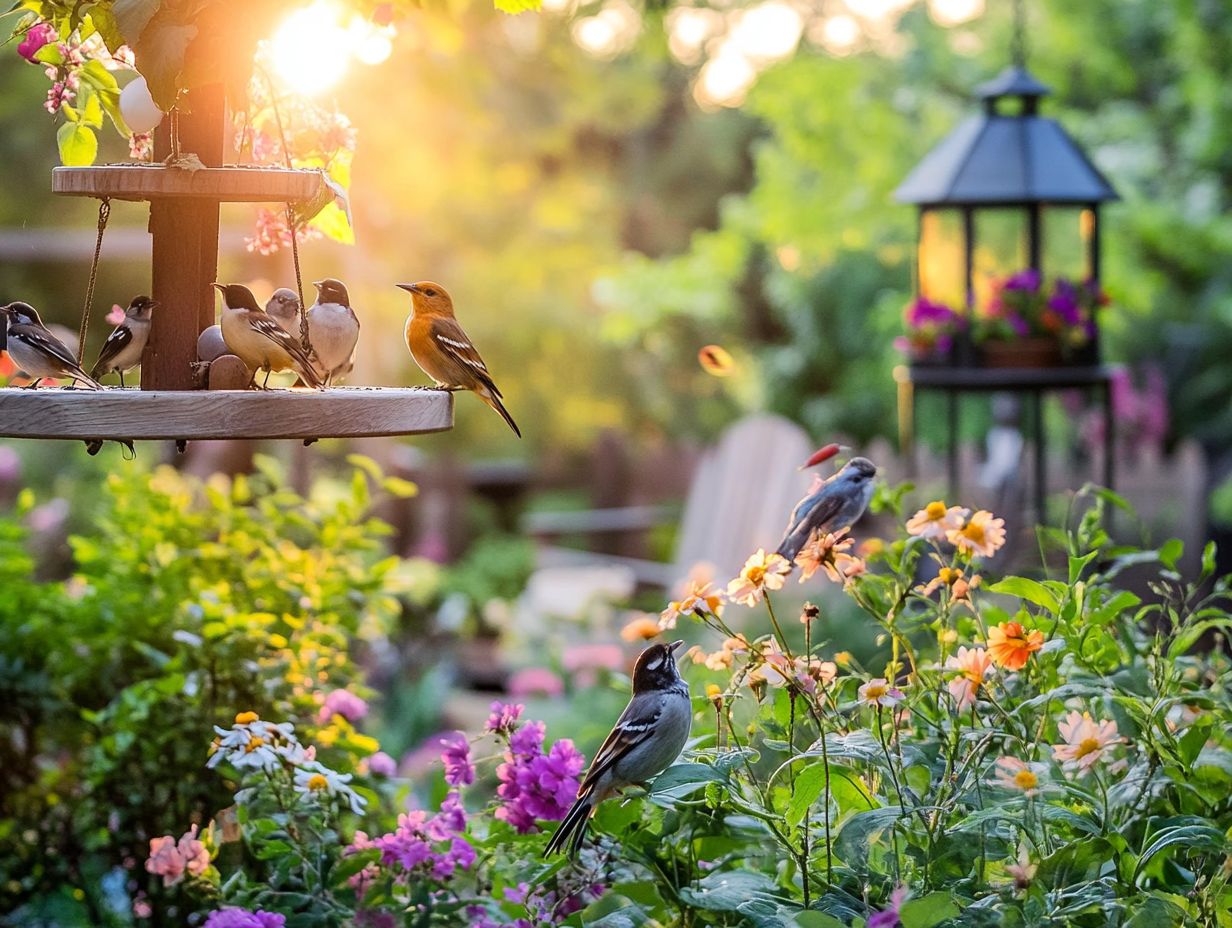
[425,288,436,297]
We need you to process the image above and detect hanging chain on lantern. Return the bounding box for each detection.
[76,197,111,365]
[1011,0,1028,67]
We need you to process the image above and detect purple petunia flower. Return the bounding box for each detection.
[367,751,397,777]
[440,733,475,787]
[867,886,909,928]
[494,727,585,833]
[1047,278,1082,326]
[485,701,524,736]
[1003,268,1042,293]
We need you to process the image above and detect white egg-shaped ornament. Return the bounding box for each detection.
[197,325,229,363]
[120,76,164,135]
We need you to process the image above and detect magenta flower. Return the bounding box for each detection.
[203,910,285,928]
[440,733,475,787]
[18,22,56,62]
[485,701,524,736]
[495,723,585,833]
[317,689,368,724]
[369,800,475,882]
[867,886,909,928]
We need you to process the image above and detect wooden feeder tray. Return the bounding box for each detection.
[0,387,453,441]
[52,165,326,202]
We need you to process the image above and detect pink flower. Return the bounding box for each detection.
[145,835,185,886]
[726,549,792,607]
[945,646,994,710]
[177,824,209,877]
[317,689,368,724]
[129,132,153,161]
[18,22,56,62]
[859,678,905,708]
[906,501,968,540]
[367,751,396,776]
[1051,711,1125,774]
[561,644,623,674]
[106,304,127,325]
[508,667,564,698]
[991,756,1044,796]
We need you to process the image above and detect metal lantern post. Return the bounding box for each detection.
[892,62,1122,522]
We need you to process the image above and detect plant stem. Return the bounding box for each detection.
[764,593,794,661]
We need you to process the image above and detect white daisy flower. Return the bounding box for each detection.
[294,762,367,814]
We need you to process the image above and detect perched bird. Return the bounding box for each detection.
[546,640,691,858]
[306,278,359,386]
[1,302,100,389]
[90,295,158,387]
[397,281,520,437]
[265,288,302,336]
[776,454,877,562]
[212,283,324,390]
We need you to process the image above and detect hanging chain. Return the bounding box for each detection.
[77,197,111,364]
[286,202,313,354]
[1011,0,1028,67]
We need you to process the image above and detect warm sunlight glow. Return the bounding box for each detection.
[810,14,862,55]
[843,0,913,22]
[572,0,640,59]
[695,47,757,109]
[729,1,803,62]
[270,2,352,95]
[928,0,985,26]
[350,20,394,66]
[666,7,723,65]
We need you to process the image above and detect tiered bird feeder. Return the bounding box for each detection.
[0,83,452,444]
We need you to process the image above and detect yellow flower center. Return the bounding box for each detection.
[926,501,947,520]
[1013,769,1038,790]
[864,684,887,700]
[746,565,766,584]
[235,711,259,725]
[306,774,329,791]
[705,683,722,699]
[244,736,266,753]
[1074,737,1103,759]
[962,521,986,544]
[835,651,852,666]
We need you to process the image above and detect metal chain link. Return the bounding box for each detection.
[77,197,111,364]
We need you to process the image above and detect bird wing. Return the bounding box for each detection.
[777,489,846,559]
[247,313,323,384]
[429,317,501,396]
[578,695,662,796]
[91,324,132,376]
[12,323,86,372]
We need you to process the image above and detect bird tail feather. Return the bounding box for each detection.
[544,795,592,858]
[477,386,521,438]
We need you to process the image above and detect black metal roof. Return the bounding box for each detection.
[895,66,1118,206]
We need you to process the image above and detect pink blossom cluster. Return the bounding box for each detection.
[440,732,474,786]
[316,688,368,724]
[145,824,209,887]
[352,791,476,883]
[492,715,585,833]
[245,208,322,256]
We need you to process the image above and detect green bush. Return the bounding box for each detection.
[0,458,415,925]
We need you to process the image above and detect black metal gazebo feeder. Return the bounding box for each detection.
[892,61,1121,521]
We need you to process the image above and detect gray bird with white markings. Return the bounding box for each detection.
[2,302,100,389]
[545,639,691,858]
[775,456,877,562]
[90,295,157,387]
[306,278,359,386]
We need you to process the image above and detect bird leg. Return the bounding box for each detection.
[262,367,272,389]
[22,378,41,389]
[119,371,126,389]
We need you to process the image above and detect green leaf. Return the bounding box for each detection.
[57,122,98,166]
[1068,550,1099,585]
[79,61,127,133]
[1158,538,1183,571]
[1133,821,1227,884]
[899,892,960,928]
[795,914,847,928]
[786,764,827,828]
[647,762,726,800]
[133,14,197,110]
[1201,541,1217,580]
[113,0,161,45]
[835,807,903,868]
[677,870,780,912]
[329,848,378,885]
[79,90,104,130]
[987,576,1060,613]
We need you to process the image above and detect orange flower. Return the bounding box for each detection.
[906,501,969,539]
[990,756,1044,796]
[620,614,661,642]
[947,510,1007,558]
[918,567,981,605]
[945,645,994,709]
[726,549,791,606]
[794,528,863,584]
[986,621,1044,671]
[660,581,726,629]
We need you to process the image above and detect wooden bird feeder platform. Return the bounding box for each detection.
[1,82,453,445]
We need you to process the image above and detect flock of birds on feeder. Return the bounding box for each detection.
[0,280,520,438]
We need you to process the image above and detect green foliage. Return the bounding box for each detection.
[0,457,417,924]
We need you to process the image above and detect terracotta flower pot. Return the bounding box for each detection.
[981,337,1063,369]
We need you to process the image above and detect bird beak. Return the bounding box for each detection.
[799,443,850,471]
[147,300,161,311]
[668,639,685,654]
[312,280,323,290]
[210,283,225,293]
[396,283,420,294]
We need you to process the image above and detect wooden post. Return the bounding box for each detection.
[145,84,226,390]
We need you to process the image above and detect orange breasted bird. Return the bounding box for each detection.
[397,281,521,438]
